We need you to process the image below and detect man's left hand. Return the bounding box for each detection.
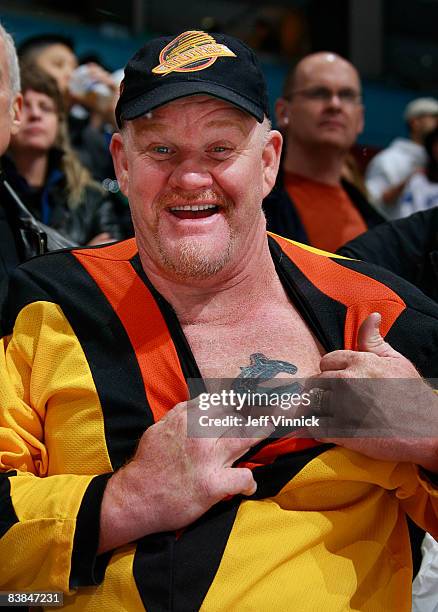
[308,313,438,473]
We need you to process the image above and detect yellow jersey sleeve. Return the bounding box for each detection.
[0,301,113,593]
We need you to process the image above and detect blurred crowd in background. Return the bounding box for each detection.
[0,3,438,609]
[0,0,438,269]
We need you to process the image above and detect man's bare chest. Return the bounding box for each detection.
[183,303,325,385]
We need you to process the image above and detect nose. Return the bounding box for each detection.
[27,102,42,119]
[168,158,214,191]
[326,93,342,110]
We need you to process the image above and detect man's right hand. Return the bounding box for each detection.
[98,399,273,553]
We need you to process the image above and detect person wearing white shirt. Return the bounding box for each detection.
[365,97,438,219]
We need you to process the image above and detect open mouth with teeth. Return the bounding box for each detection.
[168,204,220,219]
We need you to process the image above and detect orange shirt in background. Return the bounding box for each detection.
[284,172,367,252]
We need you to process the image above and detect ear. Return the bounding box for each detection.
[10,93,22,136]
[274,97,290,130]
[262,129,283,198]
[110,131,129,197]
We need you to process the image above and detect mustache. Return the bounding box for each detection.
[157,189,230,209]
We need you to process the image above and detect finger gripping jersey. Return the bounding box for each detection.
[1,234,438,611]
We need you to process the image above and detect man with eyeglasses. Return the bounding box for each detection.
[264,52,383,252]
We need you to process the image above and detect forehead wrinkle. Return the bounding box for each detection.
[204,118,249,137]
[128,112,253,144]
[127,119,170,145]
[133,119,168,133]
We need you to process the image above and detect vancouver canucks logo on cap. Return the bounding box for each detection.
[152,30,236,76]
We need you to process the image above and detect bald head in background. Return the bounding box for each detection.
[276,52,364,177]
[283,52,361,101]
[264,51,383,253]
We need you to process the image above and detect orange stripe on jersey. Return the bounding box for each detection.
[344,300,406,351]
[73,242,189,422]
[239,436,320,470]
[270,234,406,349]
[76,237,138,261]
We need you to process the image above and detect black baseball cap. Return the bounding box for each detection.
[115,30,270,128]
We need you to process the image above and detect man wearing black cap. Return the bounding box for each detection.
[1,31,438,611]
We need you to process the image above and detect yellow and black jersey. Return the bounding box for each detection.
[1,234,438,611]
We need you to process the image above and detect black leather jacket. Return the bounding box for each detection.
[0,165,74,309]
[2,154,125,246]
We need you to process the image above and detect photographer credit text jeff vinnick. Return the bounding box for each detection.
[196,390,320,428]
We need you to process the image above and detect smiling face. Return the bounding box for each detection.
[276,53,364,152]
[111,95,281,280]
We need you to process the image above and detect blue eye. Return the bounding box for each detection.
[208,145,234,158]
[153,146,171,154]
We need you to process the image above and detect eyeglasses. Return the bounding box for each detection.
[287,87,362,105]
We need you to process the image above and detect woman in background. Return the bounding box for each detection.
[4,66,124,245]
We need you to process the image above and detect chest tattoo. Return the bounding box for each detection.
[231,352,301,395]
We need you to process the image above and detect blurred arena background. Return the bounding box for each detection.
[1,0,438,160]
